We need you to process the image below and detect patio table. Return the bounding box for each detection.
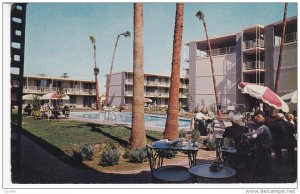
[146,140,199,183]
[189,163,236,183]
[150,139,199,168]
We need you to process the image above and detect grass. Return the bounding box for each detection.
[22,116,162,150]
[21,116,163,172]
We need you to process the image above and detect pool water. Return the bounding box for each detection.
[70,112,191,128]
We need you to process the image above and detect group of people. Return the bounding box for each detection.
[222,110,297,181]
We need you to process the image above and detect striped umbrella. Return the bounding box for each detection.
[238,82,289,113]
[281,90,297,104]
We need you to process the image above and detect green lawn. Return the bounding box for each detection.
[22,116,163,151]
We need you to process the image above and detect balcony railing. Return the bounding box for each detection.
[244,61,265,70]
[197,46,236,58]
[23,86,96,95]
[243,39,264,50]
[125,79,133,84]
[275,32,297,45]
[125,91,133,96]
[180,84,188,88]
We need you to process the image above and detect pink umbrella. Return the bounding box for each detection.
[238,82,289,113]
[144,98,152,103]
[41,92,70,100]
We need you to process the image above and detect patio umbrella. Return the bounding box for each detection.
[144,98,152,103]
[22,94,41,100]
[41,92,70,100]
[281,90,297,104]
[238,82,289,113]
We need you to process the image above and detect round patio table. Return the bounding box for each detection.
[189,163,236,183]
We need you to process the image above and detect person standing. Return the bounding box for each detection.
[270,113,296,164]
[244,111,272,182]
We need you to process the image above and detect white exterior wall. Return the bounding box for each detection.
[193,53,237,109]
[108,72,124,106]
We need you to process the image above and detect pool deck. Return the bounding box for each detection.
[68,115,192,132]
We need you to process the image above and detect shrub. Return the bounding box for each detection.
[123,148,147,163]
[79,144,94,161]
[203,137,216,150]
[158,150,178,159]
[179,129,187,138]
[99,143,120,167]
[191,130,201,142]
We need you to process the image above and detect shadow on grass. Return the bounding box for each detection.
[85,123,161,146]
[14,124,154,184]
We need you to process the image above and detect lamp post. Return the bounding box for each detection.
[105,31,131,106]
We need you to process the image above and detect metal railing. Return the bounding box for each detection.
[275,32,297,45]
[125,91,133,96]
[23,86,96,95]
[197,46,236,58]
[243,39,264,50]
[145,92,157,97]
[244,61,265,70]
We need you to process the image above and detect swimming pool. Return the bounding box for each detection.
[70,112,191,128]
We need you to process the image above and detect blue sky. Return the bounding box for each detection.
[24,3,297,92]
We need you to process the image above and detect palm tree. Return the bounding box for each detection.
[274,3,288,93]
[89,36,101,110]
[196,10,221,116]
[163,3,184,140]
[105,31,131,106]
[129,3,146,148]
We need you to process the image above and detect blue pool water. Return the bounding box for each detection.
[70,112,191,128]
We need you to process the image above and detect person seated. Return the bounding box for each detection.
[194,110,209,136]
[221,114,251,166]
[24,104,32,116]
[205,107,215,126]
[223,114,250,148]
[62,105,70,117]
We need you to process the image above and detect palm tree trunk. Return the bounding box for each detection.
[203,20,221,116]
[130,3,146,148]
[274,3,288,93]
[164,3,184,140]
[93,44,101,110]
[106,35,120,106]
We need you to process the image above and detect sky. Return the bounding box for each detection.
[23,2,297,92]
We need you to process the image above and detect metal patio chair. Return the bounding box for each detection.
[146,145,192,183]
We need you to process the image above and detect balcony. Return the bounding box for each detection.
[179,93,188,98]
[23,86,96,95]
[243,39,264,50]
[244,61,265,71]
[158,93,169,97]
[180,84,188,88]
[275,32,297,45]
[125,91,133,96]
[197,46,236,58]
[125,79,133,84]
[145,92,157,97]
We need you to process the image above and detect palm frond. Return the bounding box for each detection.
[89,36,96,44]
[196,10,204,21]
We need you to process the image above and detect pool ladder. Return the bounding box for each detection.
[104,109,116,121]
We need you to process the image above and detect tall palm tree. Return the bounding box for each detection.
[164,3,184,140]
[106,31,131,106]
[89,36,101,110]
[274,3,288,93]
[129,3,146,148]
[196,10,221,116]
